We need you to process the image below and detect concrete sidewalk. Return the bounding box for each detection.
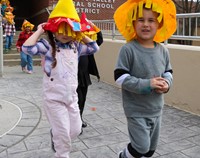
[0,66,200,158]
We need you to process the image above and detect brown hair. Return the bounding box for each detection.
[47,31,57,68]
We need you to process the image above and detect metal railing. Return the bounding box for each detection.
[92,13,200,42]
[171,13,200,41]
[92,19,124,40]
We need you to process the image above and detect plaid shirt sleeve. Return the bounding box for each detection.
[12,24,16,36]
[76,41,99,57]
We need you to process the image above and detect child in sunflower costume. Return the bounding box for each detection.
[22,0,99,157]
[114,0,176,157]
[16,20,34,74]
[3,11,16,52]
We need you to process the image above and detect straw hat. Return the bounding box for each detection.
[1,0,10,6]
[21,19,34,31]
[5,11,15,24]
[1,0,7,4]
[114,0,177,42]
[43,0,81,34]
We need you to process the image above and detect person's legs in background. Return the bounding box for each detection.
[20,51,28,72]
[9,35,13,49]
[5,35,10,52]
[77,85,88,128]
[27,55,33,74]
[5,35,13,52]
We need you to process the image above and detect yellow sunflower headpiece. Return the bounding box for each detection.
[5,11,15,24]
[43,0,83,41]
[1,0,7,4]
[1,0,10,6]
[21,19,34,31]
[114,0,177,42]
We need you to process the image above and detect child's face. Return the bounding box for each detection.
[25,26,31,32]
[133,8,159,42]
[54,33,73,43]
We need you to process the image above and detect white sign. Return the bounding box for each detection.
[74,0,116,14]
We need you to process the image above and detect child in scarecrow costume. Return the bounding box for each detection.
[0,0,9,16]
[22,0,99,157]
[3,11,16,52]
[4,5,14,13]
[114,0,176,157]
[16,20,34,74]
[77,12,103,131]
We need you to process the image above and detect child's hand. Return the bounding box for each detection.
[37,23,46,33]
[17,48,20,52]
[155,80,169,93]
[151,77,169,94]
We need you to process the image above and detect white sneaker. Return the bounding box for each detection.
[27,70,33,74]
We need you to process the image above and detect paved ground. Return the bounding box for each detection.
[0,99,22,137]
[0,66,200,158]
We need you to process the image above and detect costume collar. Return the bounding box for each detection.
[55,40,74,49]
[55,41,73,49]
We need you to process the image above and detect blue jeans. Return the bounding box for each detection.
[5,35,13,49]
[20,51,33,71]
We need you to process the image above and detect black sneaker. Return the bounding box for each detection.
[50,129,56,152]
[79,128,83,135]
[82,121,87,128]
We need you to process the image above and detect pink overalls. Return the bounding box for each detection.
[42,47,82,158]
[22,38,99,158]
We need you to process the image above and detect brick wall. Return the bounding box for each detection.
[49,0,58,6]
[29,0,49,28]
[31,0,127,28]
[74,0,126,20]
[10,0,126,30]
[10,0,49,30]
[48,0,126,20]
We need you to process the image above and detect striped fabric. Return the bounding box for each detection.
[22,38,99,77]
[3,23,16,36]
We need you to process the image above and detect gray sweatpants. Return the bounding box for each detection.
[127,116,161,154]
